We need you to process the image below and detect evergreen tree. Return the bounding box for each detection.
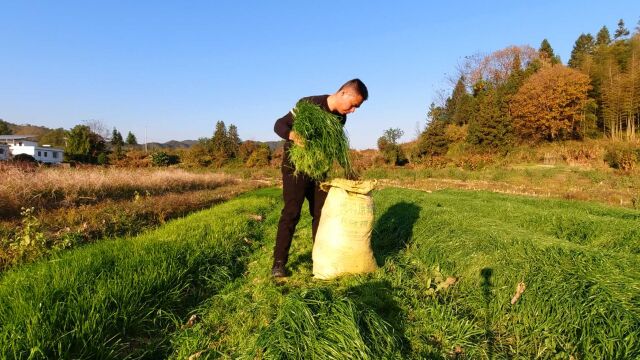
[445,76,475,125]
[211,121,228,154]
[0,119,13,135]
[111,128,124,146]
[466,85,513,151]
[596,26,611,46]
[416,103,450,157]
[126,131,138,145]
[111,127,125,159]
[614,19,630,40]
[227,124,241,158]
[568,33,595,68]
[417,122,448,157]
[539,39,561,64]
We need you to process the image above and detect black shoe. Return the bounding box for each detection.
[271,262,288,278]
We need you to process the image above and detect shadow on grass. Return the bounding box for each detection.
[346,279,411,356]
[372,201,421,266]
[481,267,495,360]
[288,250,312,271]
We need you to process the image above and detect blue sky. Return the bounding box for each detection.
[1,1,638,149]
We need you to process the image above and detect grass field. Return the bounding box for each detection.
[1,187,639,359]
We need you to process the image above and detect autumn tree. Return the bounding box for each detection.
[460,45,537,86]
[511,65,593,143]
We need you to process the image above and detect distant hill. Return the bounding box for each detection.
[6,122,52,138]
[2,120,283,150]
[145,140,198,149]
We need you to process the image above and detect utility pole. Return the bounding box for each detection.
[144,124,148,153]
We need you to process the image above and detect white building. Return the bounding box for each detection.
[0,135,64,164]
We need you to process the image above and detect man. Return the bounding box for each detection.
[272,78,368,278]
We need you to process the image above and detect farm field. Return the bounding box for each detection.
[1,186,639,359]
[0,166,273,270]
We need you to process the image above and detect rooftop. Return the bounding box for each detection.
[0,135,37,140]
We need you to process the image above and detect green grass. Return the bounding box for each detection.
[2,187,639,359]
[289,101,352,180]
[0,188,279,359]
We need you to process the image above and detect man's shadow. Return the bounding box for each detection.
[372,201,421,266]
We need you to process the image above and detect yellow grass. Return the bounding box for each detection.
[0,165,235,218]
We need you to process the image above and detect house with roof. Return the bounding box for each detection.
[0,135,64,164]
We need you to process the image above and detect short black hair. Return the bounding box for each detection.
[338,78,368,101]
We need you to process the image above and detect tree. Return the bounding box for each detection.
[596,26,611,46]
[445,76,475,125]
[227,124,241,158]
[150,151,180,167]
[460,45,537,86]
[182,138,213,167]
[466,85,513,151]
[82,119,110,140]
[568,33,595,69]
[111,128,124,146]
[614,19,630,40]
[39,128,66,147]
[110,127,125,160]
[0,119,12,135]
[64,125,107,163]
[511,65,593,143]
[377,128,406,165]
[126,131,138,145]
[416,103,450,157]
[211,121,227,153]
[238,140,260,162]
[245,144,271,167]
[539,39,561,65]
[381,128,404,144]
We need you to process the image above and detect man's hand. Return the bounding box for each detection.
[289,131,305,147]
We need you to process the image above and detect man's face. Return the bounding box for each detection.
[335,90,364,115]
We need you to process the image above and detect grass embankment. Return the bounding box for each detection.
[0,189,279,358]
[2,187,639,358]
[364,164,640,209]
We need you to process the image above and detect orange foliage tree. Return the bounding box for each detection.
[511,65,593,142]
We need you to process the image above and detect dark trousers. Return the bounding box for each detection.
[273,166,327,266]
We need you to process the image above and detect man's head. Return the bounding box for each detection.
[330,78,368,115]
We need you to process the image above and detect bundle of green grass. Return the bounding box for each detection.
[289,101,353,181]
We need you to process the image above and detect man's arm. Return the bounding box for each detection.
[274,110,294,140]
[274,107,304,146]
